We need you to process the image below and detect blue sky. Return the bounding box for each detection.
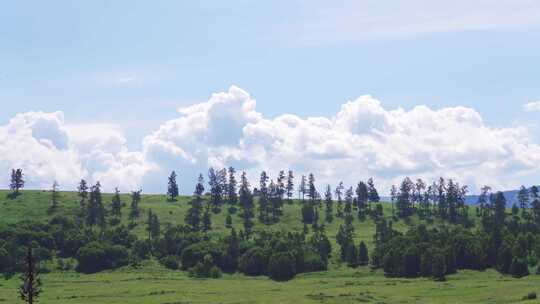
[1,1,540,193]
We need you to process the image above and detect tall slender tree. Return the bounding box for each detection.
[335,182,344,218]
[324,184,333,223]
[111,187,122,218]
[86,182,105,227]
[10,168,24,196]
[286,170,294,203]
[129,189,142,223]
[239,171,255,235]
[227,167,238,207]
[185,174,205,232]
[20,245,41,304]
[258,171,270,223]
[167,171,179,201]
[49,181,60,212]
[77,179,89,212]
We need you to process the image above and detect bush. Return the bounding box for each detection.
[188,254,222,278]
[302,251,326,273]
[523,292,537,301]
[180,242,223,270]
[160,256,179,270]
[268,252,296,281]
[238,247,267,276]
[76,242,129,273]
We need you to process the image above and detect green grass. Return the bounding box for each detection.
[0,190,539,303]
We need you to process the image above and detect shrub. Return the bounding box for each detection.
[523,292,537,301]
[160,255,179,270]
[181,242,223,270]
[238,247,267,276]
[188,254,222,278]
[302,251,326,273]
[268,252,296,281]
[76,242,129,273]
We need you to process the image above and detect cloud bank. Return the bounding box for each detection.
[1,86,540,194]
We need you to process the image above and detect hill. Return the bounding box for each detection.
[0,190,539,304]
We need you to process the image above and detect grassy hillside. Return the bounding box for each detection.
[0,190,539,304]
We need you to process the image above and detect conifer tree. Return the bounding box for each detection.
[86,182,105,227]
[355,181,368,218]
[367,177,380,205]
[77,179,89,212]
[129,189,142,223]
[358,241,369,266]
[258,171,270,223]
[186,174,205,232]
[335,182,344,218]
[202,202,212,232]
[111,187,122,218]
[299,175,307,201]
[49,181,60,212]
[227,167,238,208]
[167,171,179,201]
[324,185,333,223]
[208,168,223,213]
[239,171,255,235]
[20,245,41,304]
[286,170,294,203]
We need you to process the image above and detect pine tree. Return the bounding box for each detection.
[367,178,380,205]
[239,171,255,235]
[324,185,333,223]
[299,175,307,201]
[10,168,24,196]
[227,167,238,208]
[49,181,60,212]
[86,182,105,227]
[202,203,212,232]
[20,245,41,304]
[358,241,369,266]
[397,177,414,217]
[286,170,294,203]
[208,168,223,213]
[258,171,270,223]
[77,179,89,212]
[111,187,122,218]
[335,182,344,218]
[185,174,205,232]
[390,184,397,217]
[355,181,368,219]
[129,189,142,223]
[147,209,160,241]
[167,171,179,201]
[494,191,507,226]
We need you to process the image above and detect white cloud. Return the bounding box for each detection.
[282,0,540,44]
[0,112,152,191]
[2,87,540,194]
[524,101,540,112]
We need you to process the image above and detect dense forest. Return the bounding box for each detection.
[2,167,540,302]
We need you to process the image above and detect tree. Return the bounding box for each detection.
[286,170,294,203]
[324,185,333,223]
[185,174,205,232]
[335,182,344,218]
[367,178,380,205]
[20,245,41,304]
[86,182,105,227]
[49,181,60,212]
[299,175,307,201]
[239,171,255,235]
[258,171,270,223]
[355,181,368,219]
[518,186,530,218]
[129,190,142,223]
[167,171,179,201]
[227,167,238,208]
[77,179,89,212]
[358,241,369,266]
[111,188,122,218]
[202,203,212,232]
[390,185,397,217]
[493,192,507,226]
[397,177,414,217]
[10,168,24,196]
[147,209,160,242]
[208,168,223,214]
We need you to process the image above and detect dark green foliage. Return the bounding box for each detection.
[48,181,60,213]
[160,255,179,270]
[185,174,204,232]
[189,254,222,278]
[10,168,24,196]
[324,185,333,223]
[76,242,129,273]
[239,171,255,235]
[268,252,296,281]
[358,241,369,266]
[111,187,122,218]
[129,189,142,223]
[238,247,267,276]
[19,246,41,304]
[167,171,179,201]
[86,182,105,227]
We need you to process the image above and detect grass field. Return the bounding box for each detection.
[0,190,539,303]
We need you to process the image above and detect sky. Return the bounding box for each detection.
[1,1,540,194]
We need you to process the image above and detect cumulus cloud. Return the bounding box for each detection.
[0,112,152,191]
[2,86,540,194]
[524,101,540,112]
